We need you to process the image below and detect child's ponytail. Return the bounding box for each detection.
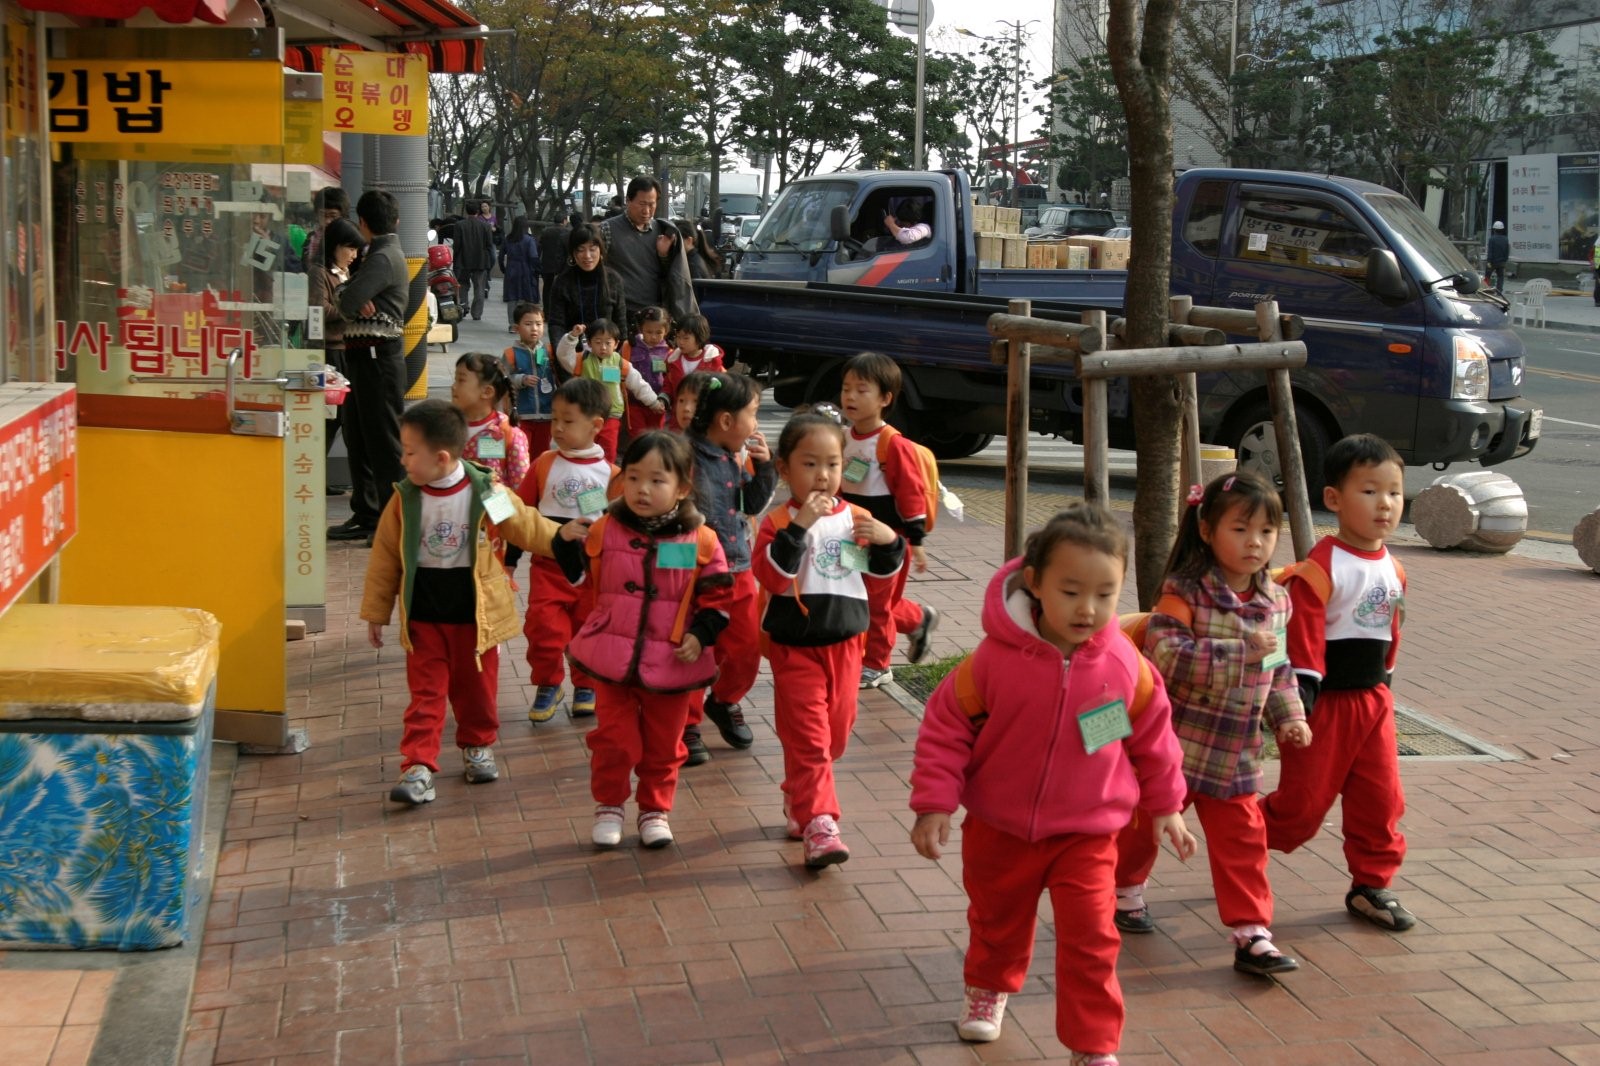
[1162,469,1284,585]
[687,371,759,440]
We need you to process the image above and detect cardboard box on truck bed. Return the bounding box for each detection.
[1065,235,1131,269]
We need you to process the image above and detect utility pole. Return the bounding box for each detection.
[913,0,927,169]
[1012,20,1022,208]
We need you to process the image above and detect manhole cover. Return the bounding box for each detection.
[889,662,1507,760]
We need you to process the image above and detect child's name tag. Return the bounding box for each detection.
[535,349,548,366]
[476,436,505,460]
[601,366,622,384]
[839,541,871,572]
[1261,626,1289,670]
[1078,699,1133,755]
[652,358,667,373]
[482,487,516,524]
[576,486,608,516]
[843,457,870,483]
[656,541,697,569]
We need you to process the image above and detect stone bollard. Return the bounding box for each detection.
[1199,445,1236,486]
[1412,470,1528,553]
[1575,509,1600,574]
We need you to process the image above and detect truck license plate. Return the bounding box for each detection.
[1527,409,1543,440]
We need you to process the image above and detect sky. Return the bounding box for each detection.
[899,0,1058,141]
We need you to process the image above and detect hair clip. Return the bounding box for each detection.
[1186,483,1205,506]
[706,377,722,390]
[811,402,846,425]
[1221,475,1236,493]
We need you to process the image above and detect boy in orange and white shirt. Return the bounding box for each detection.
[514,377,620,722]
[838,352,939,688]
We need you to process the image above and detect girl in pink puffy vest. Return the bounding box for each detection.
[552,430,734,851]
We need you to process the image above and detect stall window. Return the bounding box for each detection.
[1233,192,1373,281]
[2,17,54,383]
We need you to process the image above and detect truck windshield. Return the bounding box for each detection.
[1364,192,1476,285]
[718,194,762,215]
[751,180,855,253]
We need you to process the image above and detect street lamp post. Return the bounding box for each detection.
[957,20,1037,207]
[913,0,927,169]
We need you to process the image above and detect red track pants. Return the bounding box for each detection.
[1115,794,1273,928]
[769,640,860,827]
[1260,685,1406,888]
[586,681,694,811]
[687,570,760,727]
[517,420,552,458]
[400,622,499,772]
[523,556,595,689]
[863,551,924,671]
[626,400,664,434]
[962,815,1123,1055]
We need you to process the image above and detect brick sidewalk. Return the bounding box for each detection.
[101,493,1600,1062]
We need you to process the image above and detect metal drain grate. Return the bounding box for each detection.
[889,666,1510,761]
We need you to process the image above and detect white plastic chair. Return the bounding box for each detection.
[1510,278,1551,327]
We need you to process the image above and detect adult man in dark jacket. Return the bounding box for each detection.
[1486,221,1510,293]
[539,215,571,305]
[454,199,495,320]
[329,190,409,541]
[600,177,698,328]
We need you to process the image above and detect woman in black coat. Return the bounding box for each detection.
[544,223,629,343]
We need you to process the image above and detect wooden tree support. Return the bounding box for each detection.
[990,298,1318,564]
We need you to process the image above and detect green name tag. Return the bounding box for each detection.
[601,365,622,384]
[1078,698,1132,755]
[652,358,667,373]
[843,456,870,483]
[576,486,608,516]
[482,487,516,524]
[476,436,505,460]
[656,541,697,569]
[535,349,548,366]
[839,541,870,572]
[1261,626,1289,670]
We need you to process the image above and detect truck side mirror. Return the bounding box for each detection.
[1366,248,1410,301]
[829,204,851,243]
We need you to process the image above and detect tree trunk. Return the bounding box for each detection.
[1107,0,1182,609]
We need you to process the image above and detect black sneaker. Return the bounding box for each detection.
[683,729,710,766]
[1233,936,1299,976]
[1113,907,1155,934]
[906,604,940,664]
[704,698,754,749]
[1346,885,1416,931]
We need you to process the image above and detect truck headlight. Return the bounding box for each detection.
[1452,336,1489,401]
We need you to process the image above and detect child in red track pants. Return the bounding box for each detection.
[587,683,694,813]
[1112,471,1308,975]
[754,407,905,868]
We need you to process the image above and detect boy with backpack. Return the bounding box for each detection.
[838,352,942,688]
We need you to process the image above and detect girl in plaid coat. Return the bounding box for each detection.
[1113,470,1310,977]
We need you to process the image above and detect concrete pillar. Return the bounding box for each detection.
[341,133,365,201]
[367,134,431,396]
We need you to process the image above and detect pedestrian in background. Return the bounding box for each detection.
[499,216,541,330]
[545,223,628,342]
[455,199,495,321]
[539,215,572,306]
[675,219,722,280]
[1486,221,1510,292]
[329,190,409,542]
[601,177,698,329]
[309,217,363,486]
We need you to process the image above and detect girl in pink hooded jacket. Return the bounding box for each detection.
[910,504,1196,1065]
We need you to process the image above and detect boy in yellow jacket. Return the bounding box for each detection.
[361,399,585,804]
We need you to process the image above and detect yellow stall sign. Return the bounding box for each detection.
[324,51,428,137]
[46,60,281,145]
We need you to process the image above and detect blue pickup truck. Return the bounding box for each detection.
[699,167,1541,491]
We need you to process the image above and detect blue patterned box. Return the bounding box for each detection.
[0,605,220,950]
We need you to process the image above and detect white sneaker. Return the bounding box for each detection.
[957,985,1008,1042]
[592,805,625,848]
[638,811,673,849]
[859,666,893,689]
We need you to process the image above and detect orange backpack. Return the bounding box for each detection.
[876,425,942,532]
[584,516,719,644]
[948,619,1160,732]
[528,450,621,507]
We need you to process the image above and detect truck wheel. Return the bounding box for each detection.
[1223,398,1331,499]
[920,430,994,460]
